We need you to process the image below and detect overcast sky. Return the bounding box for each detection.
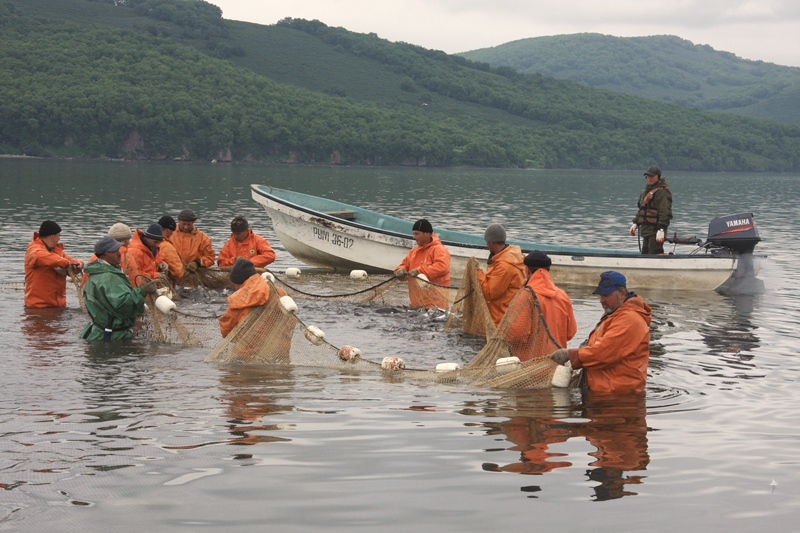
[211,0,800,68]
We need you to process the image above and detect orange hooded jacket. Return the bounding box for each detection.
[24,232,80,308]
[217,229,276,268]
[570,294,652,393]
[396,234,451,308]
[477,244,526,326]
[158,238,184,278]
[219,274,270,337]
[170,227,215,267]
[125,229,163,287]
[526,268,577,348]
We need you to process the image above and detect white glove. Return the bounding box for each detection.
[629,223,637,236]
[656,229,665,243]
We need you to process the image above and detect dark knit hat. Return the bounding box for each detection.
[484,223,506,243]
[94,236,122,256]
[644,165,661,177]
[158,215,176,231]
[143,224,164,242]
[177,209,197,222]
[593,271,627,295]
[231,215,249,233]
[524,251,552,269]
[229,257,257,284]
[412,219,433,233]
[39,220,62,238]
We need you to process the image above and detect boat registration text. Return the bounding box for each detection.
[314,227,354,249]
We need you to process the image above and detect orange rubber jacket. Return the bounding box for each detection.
[159,238,184,278]
[24,232,80,308]
[570,294,652,393]
[526,268,577,348]
[217,230,276,268]
[477,244,526,326]
[170,228,215,267]
[124,229,163,287]
[219,275,271,337]
[396,234,451,308]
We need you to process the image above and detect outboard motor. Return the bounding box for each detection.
[705,213,761,255]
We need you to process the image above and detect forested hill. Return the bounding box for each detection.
[460,34,800,127]
[1,1,799,171]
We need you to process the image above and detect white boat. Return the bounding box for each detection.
[251,185,762,292]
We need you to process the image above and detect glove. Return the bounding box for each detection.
[185,261,198,272]
[53,267,67,275]
[394,268,407,278]
[409,269,419,277]
[158,262,169,274]
[656,229,665,243]
[139,279,158,295]
[629,223,637,236]
[549,348,570,365]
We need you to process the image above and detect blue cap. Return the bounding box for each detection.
[94,236,122,256]
[593,271,627,295]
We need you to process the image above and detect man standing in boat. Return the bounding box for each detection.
[394,219,451,309]
[477,223,526,327]
[550,271,651,393]
[630,165,672,254]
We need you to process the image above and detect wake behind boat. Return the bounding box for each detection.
[251,185,762,292]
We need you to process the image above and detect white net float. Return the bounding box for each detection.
[495,356,521,374]
[155,295,177,314]
[551,361,572,388]
[285,267,301,278]
[279,295,298,314]
[304,325,326,345]
[435,362,461,373]
[261,271,275,283]
[337,345,362,362]
[416,273,429,282]
[381,356,405,371]
[349,269,368,280]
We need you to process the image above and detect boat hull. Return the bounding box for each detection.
[252,185,741,291]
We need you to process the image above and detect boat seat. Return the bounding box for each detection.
[325,210,355,221]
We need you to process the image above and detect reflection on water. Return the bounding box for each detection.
[2,160,800,529]
[479,389,649,501]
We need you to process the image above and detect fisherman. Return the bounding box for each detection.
[477,223,525,327]
[80,236,157,341]
[394,219,451,309]
[550,271,651,393]
[523,251,577,348]
[219,257,270,337]
[125,224,165,287]
[170,209,215,272]
[24,220,84,308]
[157,215,184,279]
[630,165,672,254]
[218,215,276,269]
[82,222,132,288]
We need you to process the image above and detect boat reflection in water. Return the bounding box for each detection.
[480,389,649,501]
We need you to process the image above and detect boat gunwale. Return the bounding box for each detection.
[251,184,738,263]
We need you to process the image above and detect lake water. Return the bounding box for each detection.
[1,159,799,531]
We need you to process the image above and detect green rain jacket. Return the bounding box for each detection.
[633,177,672,237]
[80,259,147,341]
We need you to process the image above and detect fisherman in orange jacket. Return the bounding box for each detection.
[551,271,651,394]
[218,215,276,269]
[477,223,526,326]
[24,220,84,308]
[170,209,215,272]
[219,258,270,337]
[157,215,184,279]
[125,224,165,287]
[523,251,577,348]
[394,219,451,309]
